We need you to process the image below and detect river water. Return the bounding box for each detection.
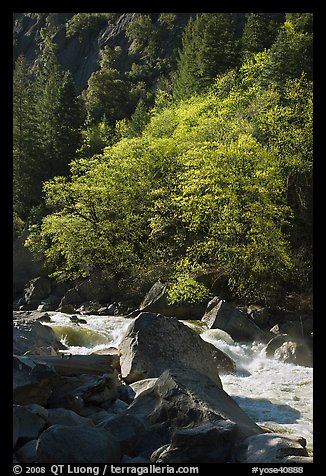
[43,312,313,455]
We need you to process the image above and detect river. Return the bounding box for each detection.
[43,312,313,455]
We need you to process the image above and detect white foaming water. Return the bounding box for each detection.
[201,328,313,454]
[44,313,313,454]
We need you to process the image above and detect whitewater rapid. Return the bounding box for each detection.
[43,312,313,455]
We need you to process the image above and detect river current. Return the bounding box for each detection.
[43,312,313,455]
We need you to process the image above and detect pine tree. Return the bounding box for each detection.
[262,13,313,85]
[241,13,280,58]
[173,16,206,100]
[13,55,39,218]
[173,13,239,100]
[33,30,83,180]
[199,13,239,84]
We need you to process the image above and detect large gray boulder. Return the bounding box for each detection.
[118,312,223,386]
[234,433,309,463]
[127,369,263,442]
[36,424,120,463]
[13,355,60,406]
[97,414,145,456]
[13,320,66,355]
[13,228,40,299]
[265,335,313,366]
[202,296,270,342]
[139,280,205,319]
[24,276,52,305]
[13,405,47,443]
[151,420,238,463]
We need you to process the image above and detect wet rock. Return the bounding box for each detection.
[151,420,238,463]
[77,300,102,315]
[57,303,76,314]
[265,335,313,366]
[35,312,52,322]
[36,424,120,463]
[13,320,66,355]
[202,296,270,342]
[234,433,309,463]
[274,341,313,367]
[118,312,222,387]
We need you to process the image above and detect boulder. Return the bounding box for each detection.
[265,335,313,366]
[151,420,238,463]
[274,341,313,367]
[139,280,205,319]
[118,312,222,386]
[13,320,66,355]
[97,414,145,455]
[13,228,40,299]
[36,424,120,463]
[46,408,94,427]
[59,287,83,307]
[234,433,309,463]
[24,276,52,305]
[77,271,119,303]
[16,439,38,463]
[127,369,263,441]
[201,296,270,342]
[77,300,102,315]
[37,295,61,312]
[130,378,158,399]
[13,355,61,406]
[247,305,270,328]
[13,411,19,448]
[13,405,46,443]
[47,372,119,411]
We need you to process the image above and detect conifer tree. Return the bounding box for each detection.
[13,55,39,218]
[33,30,83,180]
[262,13,313,85]
[241,13,280,58]
[173,13,239,100]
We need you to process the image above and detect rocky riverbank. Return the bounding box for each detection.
[13,307,313,464]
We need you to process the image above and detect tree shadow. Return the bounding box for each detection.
[232,395,301,424]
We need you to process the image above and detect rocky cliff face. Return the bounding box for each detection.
[13,13,192,92]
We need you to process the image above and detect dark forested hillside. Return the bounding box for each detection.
[13,12,313,307]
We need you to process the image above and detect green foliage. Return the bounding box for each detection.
[66,13,111,39]
[241,13,280,58]
[262,14,313,85]
[13,55,39,218]
[19,12,312,305]
[173,13,239,100]
[27,56,312,303]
